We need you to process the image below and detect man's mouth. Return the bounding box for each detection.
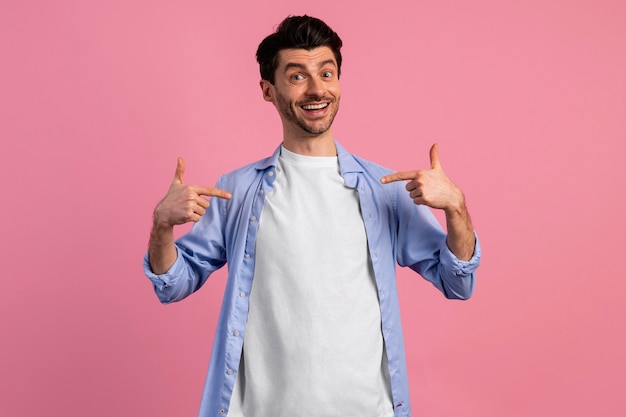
[301,102,329,110]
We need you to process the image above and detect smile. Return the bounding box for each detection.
[301,103,329,110]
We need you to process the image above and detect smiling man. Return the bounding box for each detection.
[144,15,481,417]
[262,47,340,141]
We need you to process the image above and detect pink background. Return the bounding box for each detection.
[2,1,625,416]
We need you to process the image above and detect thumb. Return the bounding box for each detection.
[173,157,185,184]
[429,143,442,170]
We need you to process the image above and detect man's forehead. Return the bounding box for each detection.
[277,47,337,68]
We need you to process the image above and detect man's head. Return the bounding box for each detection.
[256,15,343,85]
[257,16,343,142]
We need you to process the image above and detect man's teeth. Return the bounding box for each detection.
[302,103,329,110]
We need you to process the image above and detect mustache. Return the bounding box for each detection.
[297,96,334,106]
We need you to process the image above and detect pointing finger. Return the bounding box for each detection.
[173,157,185,184]
[193,185,232,200]
[380,171,417,184]
[429,143,442,170]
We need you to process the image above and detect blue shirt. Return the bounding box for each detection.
[144,141,482,417]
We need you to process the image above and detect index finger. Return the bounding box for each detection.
[193,185,233,200]
[380,171,417,184]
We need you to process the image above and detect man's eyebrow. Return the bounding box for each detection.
[283,59,337,72]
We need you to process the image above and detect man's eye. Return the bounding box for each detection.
[322,71,333,78]
[291,74,304,81]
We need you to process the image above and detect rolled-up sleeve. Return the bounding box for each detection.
[143,249,185,296]
[436,232,481,299]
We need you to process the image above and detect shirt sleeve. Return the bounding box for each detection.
[435,232,481,299]
[143,248,182,292]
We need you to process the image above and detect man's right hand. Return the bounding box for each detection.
[148,158,231,274]
[153,158,232,228]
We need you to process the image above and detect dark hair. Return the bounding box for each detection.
[256,15,343,84]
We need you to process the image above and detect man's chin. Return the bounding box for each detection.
[298,117,336,136]
[300,124,332,136]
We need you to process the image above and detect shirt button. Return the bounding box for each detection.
[250,215,257,222]
[220,409,225,414]
[245,253,251,259]
[259,189,265,195]
[268,171,274,177]
[239,292,245,297]
[227,369,234,375]
[233,331,240,337]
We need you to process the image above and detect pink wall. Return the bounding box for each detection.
[2,1,625,416]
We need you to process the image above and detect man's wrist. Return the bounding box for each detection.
[443,192,467,219]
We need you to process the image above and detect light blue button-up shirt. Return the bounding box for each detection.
[144,141,481,417]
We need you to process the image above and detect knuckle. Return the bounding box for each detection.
[183,206,195,218]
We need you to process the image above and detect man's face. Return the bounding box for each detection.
[261,46,341,138]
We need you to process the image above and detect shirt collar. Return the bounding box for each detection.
[254,140,364,176]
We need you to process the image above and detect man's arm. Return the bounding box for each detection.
[380,143,475,260]
[148,158,231,274]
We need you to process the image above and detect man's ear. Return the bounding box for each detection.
[260,80,274,102]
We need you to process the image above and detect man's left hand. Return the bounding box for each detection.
[380,143,464,214]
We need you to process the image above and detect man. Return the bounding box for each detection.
[145,15,481,417]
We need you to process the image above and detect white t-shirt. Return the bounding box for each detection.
[228,147,393,417]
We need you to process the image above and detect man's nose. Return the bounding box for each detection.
[305,76,325,97]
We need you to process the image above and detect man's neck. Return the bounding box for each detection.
[282,131,337,156]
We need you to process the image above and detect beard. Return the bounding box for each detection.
[275,91,340,136]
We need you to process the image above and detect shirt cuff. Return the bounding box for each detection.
[440,232,482,277]
[143,247,184,291]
